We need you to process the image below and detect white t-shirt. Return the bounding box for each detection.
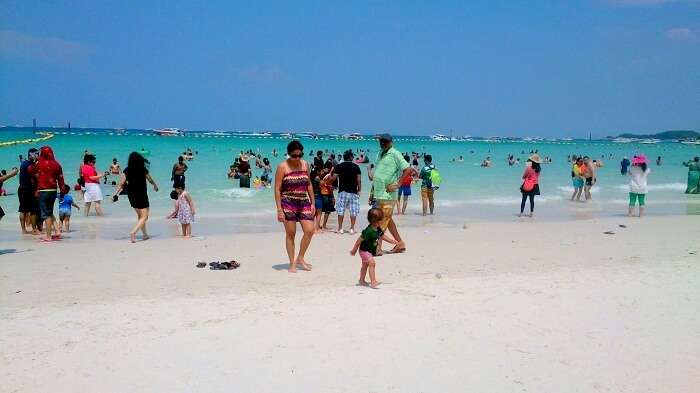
[628,166,650,194]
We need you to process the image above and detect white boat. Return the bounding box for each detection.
[680,140,700,145]
[343,133,364,140]
[297,132,319,139]
[430,134,450,141]
[279,132,295,139]
[611,137,634,143]
[154,128,183,136]
[640,139,660,144]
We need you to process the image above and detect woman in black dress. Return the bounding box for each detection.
[114,152,159,243]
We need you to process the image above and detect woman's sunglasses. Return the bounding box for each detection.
[289,152,304,158]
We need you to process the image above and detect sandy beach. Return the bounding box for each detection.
[1,215,698,392]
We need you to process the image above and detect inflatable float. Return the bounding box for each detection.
[0,132,54,148]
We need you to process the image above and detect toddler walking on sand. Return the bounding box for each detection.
[350,208,397,289]
[167,185,196,237]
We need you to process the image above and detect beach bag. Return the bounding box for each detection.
[521,177,536,192]
[429,168,442,189]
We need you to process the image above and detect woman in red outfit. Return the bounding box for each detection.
[34,146,66,241]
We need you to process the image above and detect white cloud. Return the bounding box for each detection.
[665,27,697,40]
[0,30,88,63]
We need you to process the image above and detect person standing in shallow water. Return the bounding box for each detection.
[172,156,188,188]
[683,157,700,194]
[518,154,542,218]
[274,140,315,273]
[114,152,159,243]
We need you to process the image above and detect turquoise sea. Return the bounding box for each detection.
[1,127,699,239]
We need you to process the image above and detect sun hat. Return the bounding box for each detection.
[528,153,542,164]
[632,154,647,165]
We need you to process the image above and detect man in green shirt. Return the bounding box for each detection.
[370,134,415,253]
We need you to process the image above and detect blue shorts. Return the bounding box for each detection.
[315,196,323,210]
[572,178,584,188]
[398,185,411,197]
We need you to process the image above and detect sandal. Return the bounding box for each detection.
[196,262,206,268]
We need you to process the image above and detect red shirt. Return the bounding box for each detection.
[523,166,540,184]
[399,173,413,187]
[36,146,66,191]
[82,164,99,184]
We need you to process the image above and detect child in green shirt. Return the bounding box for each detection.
[350,208,397,289]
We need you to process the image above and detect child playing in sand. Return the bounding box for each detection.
[350,208,398,289]
[166,185,196,237]
[58,185,80,232]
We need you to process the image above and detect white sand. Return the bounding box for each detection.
[1,215,699,392]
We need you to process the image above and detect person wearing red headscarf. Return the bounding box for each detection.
[35,146,66,241]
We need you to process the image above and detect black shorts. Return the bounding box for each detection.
[0,204,5,220]
[585,177,593,186]
[173,174,185,188]
[17,187,38,213]
[321,195,335,213]
[38,190,57,220]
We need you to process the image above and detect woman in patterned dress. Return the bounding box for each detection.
[274,140,316,273]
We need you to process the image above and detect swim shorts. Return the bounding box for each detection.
[38,190,57,221]
[377,200,394,231]
[336,191,359,217]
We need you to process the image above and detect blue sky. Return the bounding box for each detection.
[1,0,698,137]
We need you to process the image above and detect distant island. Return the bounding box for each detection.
[614,130,699,140]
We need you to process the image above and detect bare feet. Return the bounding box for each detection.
[296,258,312,271]
[130,233,136,243]
[358,280,369,287]
[391,243,406,253]
[142,235,150,241]
[370,281,381,289]
[288,266,297,273]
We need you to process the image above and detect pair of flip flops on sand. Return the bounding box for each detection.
[196,261,240,270]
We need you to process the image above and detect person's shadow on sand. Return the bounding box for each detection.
[271,263,290,271]
[0,248,32,256]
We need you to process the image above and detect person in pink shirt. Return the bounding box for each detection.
[518,154,542,218]
[81,154,104,216]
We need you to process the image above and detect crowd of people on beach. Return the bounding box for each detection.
[1,135,699,286]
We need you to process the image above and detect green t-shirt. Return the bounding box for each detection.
[372,147,410,201]
[419,164,435,188]
[359,225,384,255]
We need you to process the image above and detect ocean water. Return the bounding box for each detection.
[1,127,699,238]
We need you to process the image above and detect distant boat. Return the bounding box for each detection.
[680,140,700,145]
[343,133,363,140]
[430,134,450,141]
[640,139,661,144]
[154,128,183,136]
[611,137,634,143]
[297,132,319,139]
[279,132,295,139]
